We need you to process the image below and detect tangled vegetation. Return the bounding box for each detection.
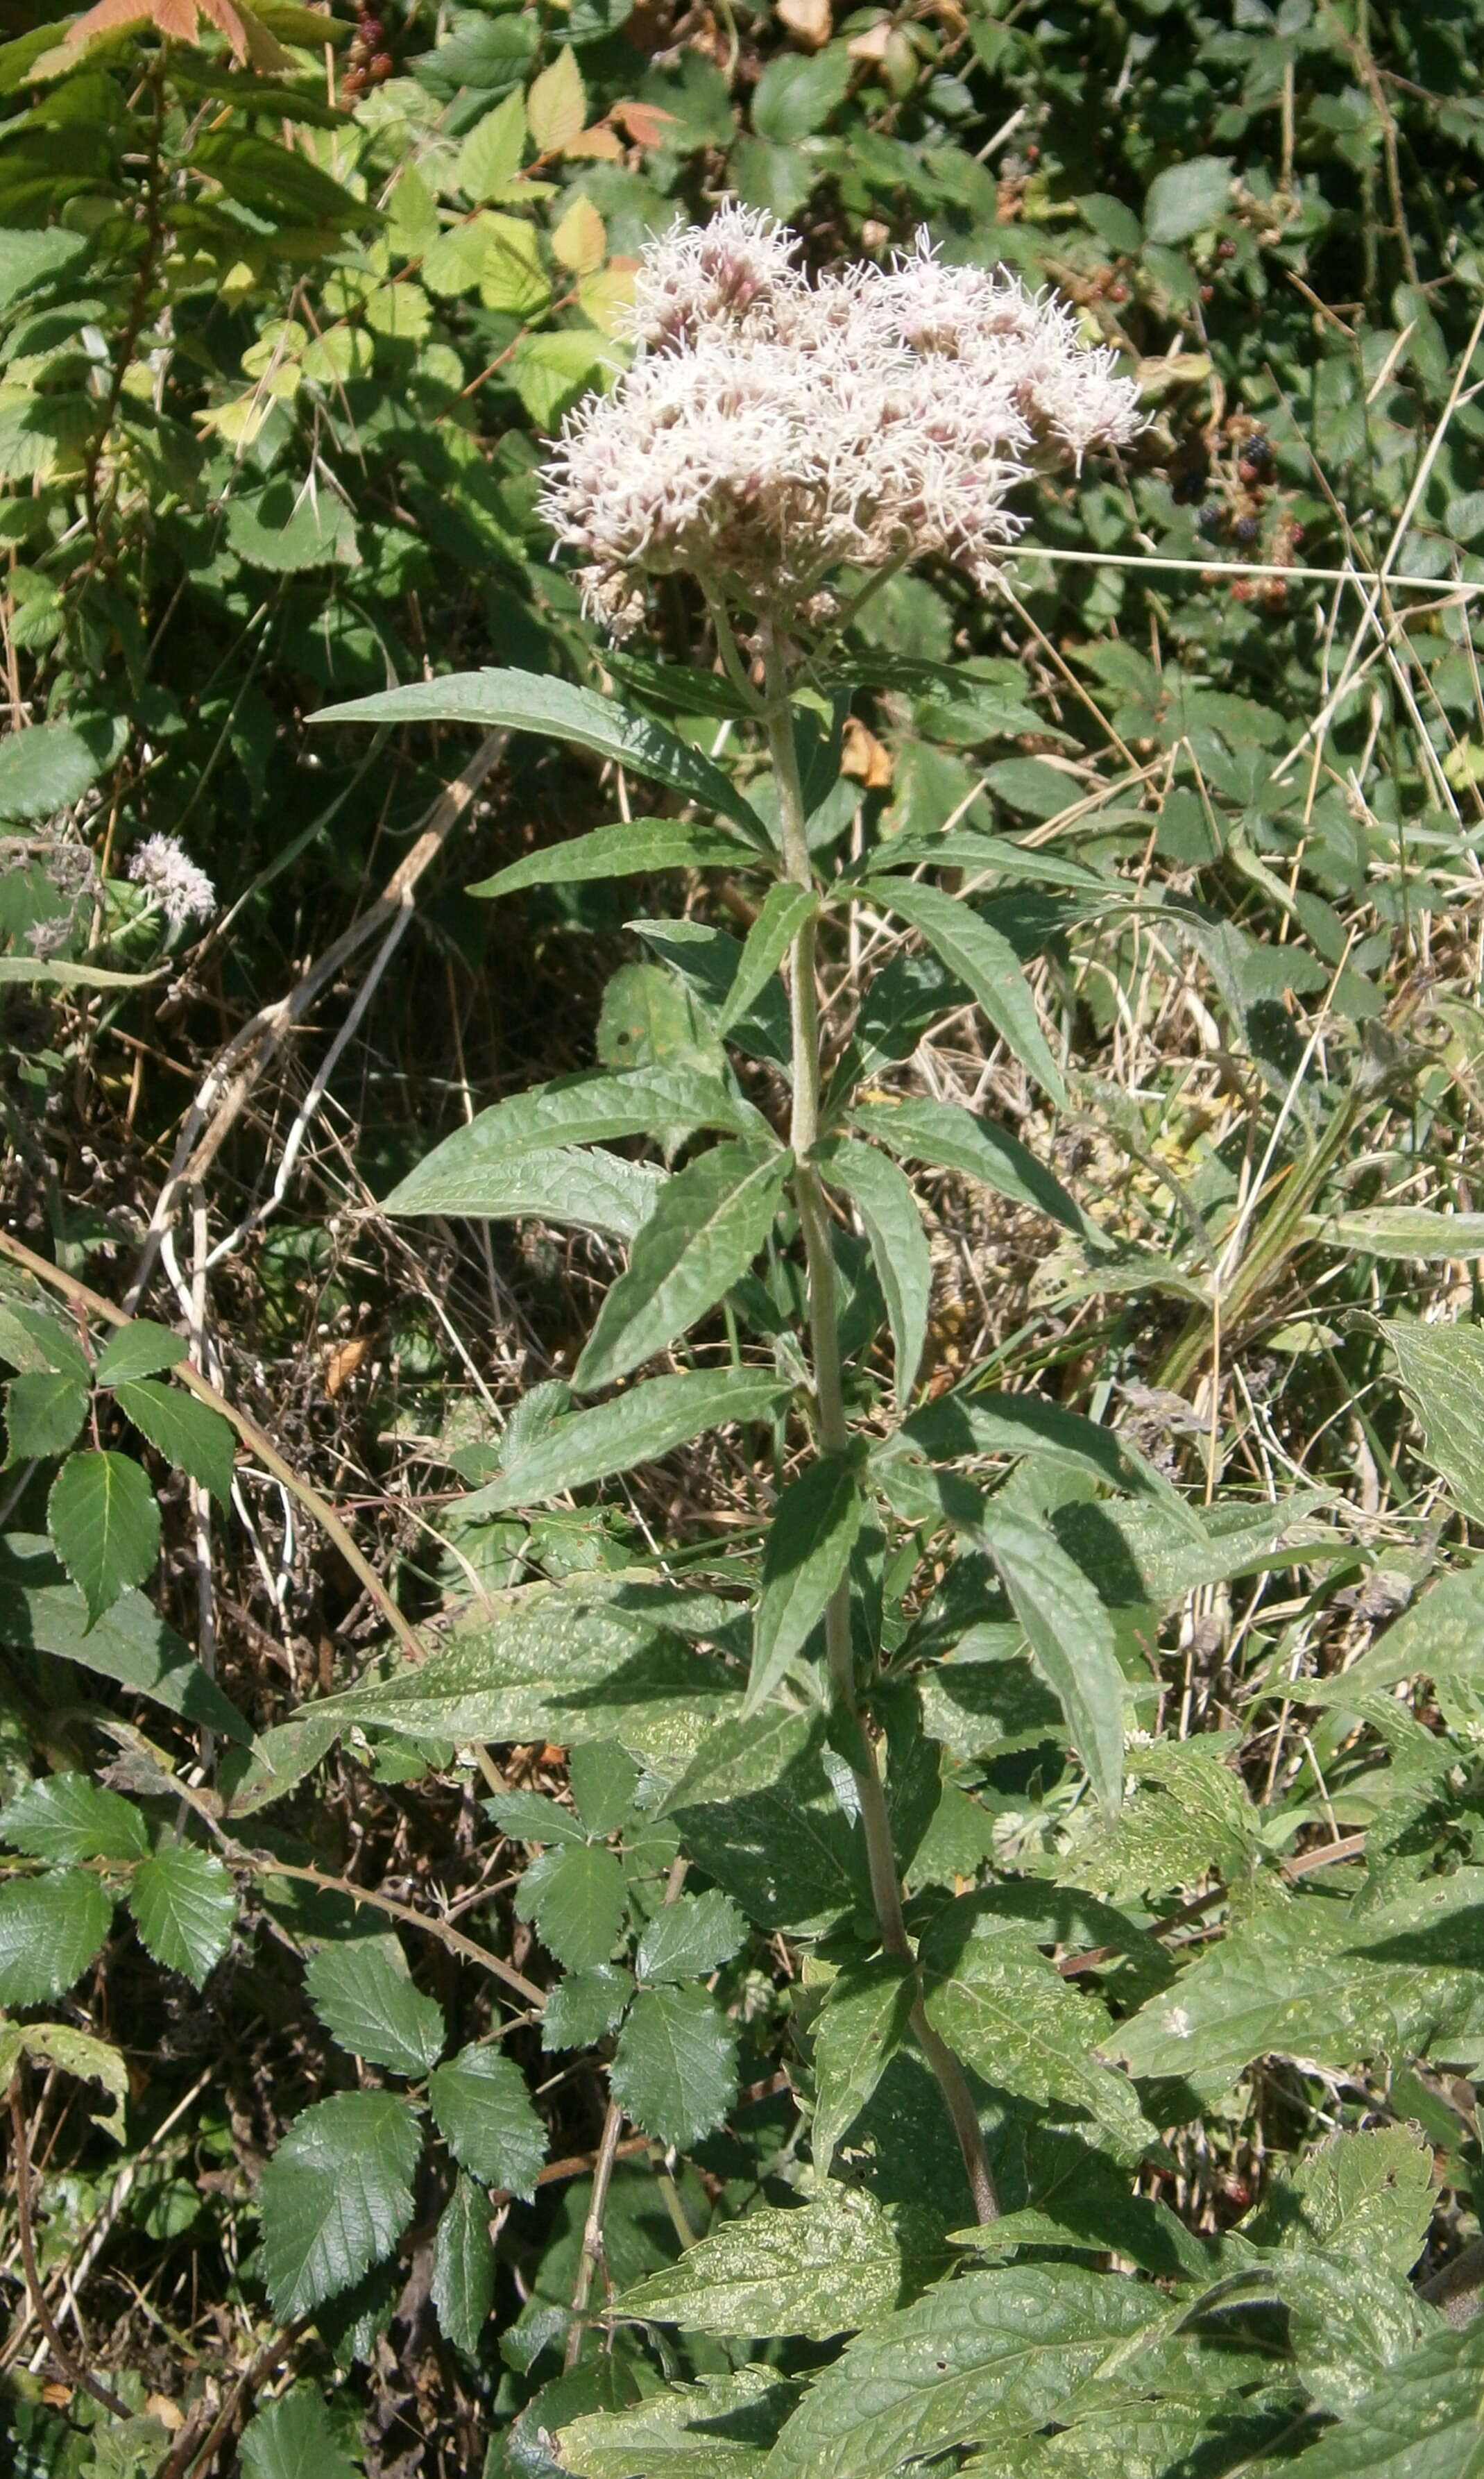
[5,0,1484,2473]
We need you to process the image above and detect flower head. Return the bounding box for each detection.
[128,834,216,931]
[540,214,1142,637]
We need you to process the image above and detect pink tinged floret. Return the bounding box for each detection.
[539,212,1143,634]
[126,834,216,931]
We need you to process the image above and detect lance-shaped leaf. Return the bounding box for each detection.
[919,1902,1148,2154]
[316,668,767,840]
[466,1367,789,1514]
[386,1073,769,1215]
[850,1096,1088,1237]
[719,882,818,1032]
[747,1454,864,1714]
[471,817,756,898]
[1319,1208,1484,1260]
[558,2370,798,2479]
[1382,1317,1484,1527]
[817,1137,932,1407]
[810,1954,915,2174]
[313,1584,740,1754]
[383,1141,663,1240]
[869,828,1110,894]
[980,1503,1125,1816]
[575,1142,792,1392]
[760,2265,1166,2479]
[895,1389,1180,1506]
[869,879,1066,1104]
[615,2185,907,2341]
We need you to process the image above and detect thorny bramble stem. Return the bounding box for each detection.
[761,625,999,2227]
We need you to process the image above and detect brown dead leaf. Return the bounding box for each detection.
[325,1335,370,1397]
[778,0,832,49]
[68,0,293,67]
[841,716,893,789]
[613,99,676,149]
[847,16,892,60]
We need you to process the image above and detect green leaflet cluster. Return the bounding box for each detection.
[0,1302,236,1625]
[0,1769,235,2002]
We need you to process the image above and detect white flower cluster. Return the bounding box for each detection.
[540,208,1143,638]
[127,833,216,931]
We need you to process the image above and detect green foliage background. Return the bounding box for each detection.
[6,0,1484,2471]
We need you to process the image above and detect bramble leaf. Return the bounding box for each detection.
[257,2091,421,2317]
[94,1322,190,1385]
[47,1448,161,1625]
[429,2044,548,2198]
[127,1846,237,1987]
[1,1770,146,1864]
[4,1369,88,1464]
[239,2387,361,2479]
[0,1869,113,2004]
[635,1888,747,1985]
[305,1935,447,2076]
[111,1379,235,1504]
[515,1840,629,1970]
[432,2173,497,2359]
[610,1983,737,2148]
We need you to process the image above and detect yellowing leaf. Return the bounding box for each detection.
[301,325,373,385]
[457,91,527,203]
[386,166,439,255]
[563,124,623,160]
[551,194,605,276]
[202,394,274,448]
[479,217,551,319]
[240,319,307,379]
[577,264,635,337]
[527,45,586,154]
[365,282,432,341]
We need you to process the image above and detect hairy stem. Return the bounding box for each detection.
[762,629,998,2226]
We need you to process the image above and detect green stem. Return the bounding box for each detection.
[761,627,998,2227]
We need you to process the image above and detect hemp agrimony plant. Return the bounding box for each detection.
[326,205,1141,2236]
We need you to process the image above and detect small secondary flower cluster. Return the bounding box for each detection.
[128,834,216,932]
[540,208,1143,638]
